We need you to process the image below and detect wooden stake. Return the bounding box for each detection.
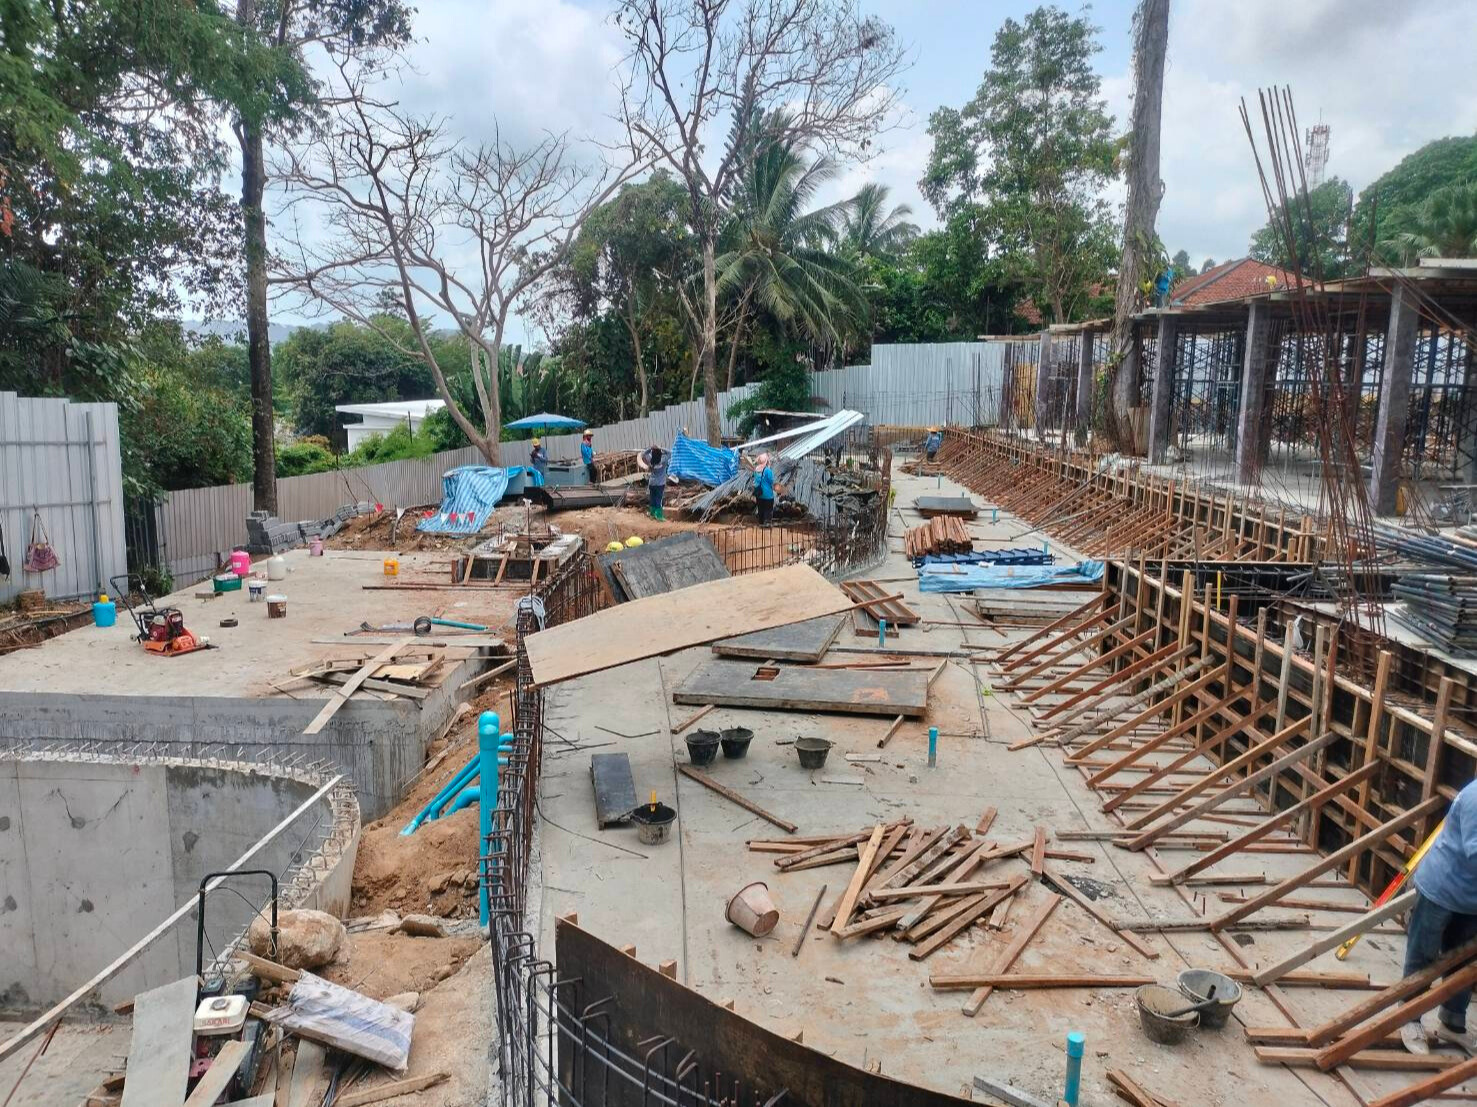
[792,884,827,957]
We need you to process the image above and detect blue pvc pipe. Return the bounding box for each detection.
[399,754,480,835]
[1063,1032,1085,1105]
[878,618,887,647]
[426,738,514,823]
[927,726,938,768]
[478,711,501,926]
[449,785,480,814]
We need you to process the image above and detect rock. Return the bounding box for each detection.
[430,872,454,894]
[384,991,421,1012]
[247,908,346,970]
[431,964,455,982]
[398,913,450,938]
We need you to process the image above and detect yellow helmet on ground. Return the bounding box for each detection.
[605,540,625,552]
[625,535,644,547]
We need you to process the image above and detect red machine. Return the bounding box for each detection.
[110,575,213,657]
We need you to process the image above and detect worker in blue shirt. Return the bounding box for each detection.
[752,452,776,525]
[529,437,548,485]
[925,426,943,461]
[1403,782,1477,1055]
[580,430,596,484]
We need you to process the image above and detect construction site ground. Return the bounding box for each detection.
[534,465,1421,1107]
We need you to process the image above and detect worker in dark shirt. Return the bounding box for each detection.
[753,452,776,526]
[580,430,596,483]
[529,437,548,485]
[638,445,671,520]
[1403,782,1477,1055]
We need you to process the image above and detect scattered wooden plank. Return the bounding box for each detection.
[1255,1046,1462,1072]
[335,1073,451,1107]
[877,713,908,748]
[1367,1055,1477,1107]
[930,973,1154,990]
[962,893,1061,1016]
[909,876,1028,961]
[671,704,717,734]
[976,806,998,835]
[287,1040,326,1107]
[1303,933,1477,1048]
[1314,958,1477,1071]
[304,639,410,735]
[1251,891,1419,986]
[183,1040,250,1107]
[120,977,197,1107]
[870,881,1012,900]
[676,764,797,833]
[831,825,886,935]
[1029,826,1048,876]
[792,884,827,957]
[1107,1070,1178,1107]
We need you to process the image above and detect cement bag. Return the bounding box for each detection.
[264,972,413,1071]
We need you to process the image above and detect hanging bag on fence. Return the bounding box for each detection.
[22,510,59,573]
[0,519,9,578]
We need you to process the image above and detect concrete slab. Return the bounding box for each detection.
[535,466,1414,1107]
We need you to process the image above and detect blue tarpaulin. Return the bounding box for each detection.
[668,432,739,486]
[418,465,512,534]
[913,549,1054,569]
[918,559,1104,593]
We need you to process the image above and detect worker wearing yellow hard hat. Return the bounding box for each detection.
[530,437,548,484]
[925,426,943,461]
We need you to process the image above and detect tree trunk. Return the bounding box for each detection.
[239,119,277,512]
[700,236,721,444]
[1106,0,1170,453]
[624,299,649,416]
[725,288,752,390]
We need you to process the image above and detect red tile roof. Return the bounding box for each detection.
[1171,257,1296,307]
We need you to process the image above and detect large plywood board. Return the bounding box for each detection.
[595,532,729,601]
[672,657,929,717]
[525,564,851,687]
[120,977,197,1107]
[712,614,845,662]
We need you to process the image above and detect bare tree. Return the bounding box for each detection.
[271,71,648,462]
[614,0,907,444]
[1105,0,1170,450]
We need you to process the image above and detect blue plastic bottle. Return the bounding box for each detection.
[93,594,117,628]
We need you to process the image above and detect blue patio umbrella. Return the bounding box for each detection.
[504,412,586,434]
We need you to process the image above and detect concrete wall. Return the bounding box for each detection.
[0,653,474,821]
[0,757,355,1014]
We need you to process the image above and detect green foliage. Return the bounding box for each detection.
[1170,249,1191,275]
[274,317,436,439]
[1248,177,1355,278]
[346,421,437,465]
[1354,135,1477,256]
[1379,183,1477,265]
[725,335,817,436]
[275,438,337,477]
[836,183,919,261]
[921,5,1117,323]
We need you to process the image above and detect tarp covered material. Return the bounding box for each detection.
[668,433,738,486]
[417,465,511,534]
[917,559,1104,593]
[913,549,1054,569]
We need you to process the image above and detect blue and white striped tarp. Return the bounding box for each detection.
[417,465,512,534]
[668,433,738,486]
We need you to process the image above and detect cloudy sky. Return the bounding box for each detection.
[272,0,1477,331]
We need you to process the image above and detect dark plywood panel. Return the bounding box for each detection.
[555,918,972,1107]
[595,532,729,602]
[590,752,638,827]
[672,657,929,717]
[914,495,979,519]
[713,613,846,661]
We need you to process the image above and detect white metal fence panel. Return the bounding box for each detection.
[0,391,127,603]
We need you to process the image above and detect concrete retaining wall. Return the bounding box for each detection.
[0,755,357,1014]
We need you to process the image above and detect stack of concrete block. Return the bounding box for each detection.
[245,503,372,554]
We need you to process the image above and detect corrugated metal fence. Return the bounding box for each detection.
[0,391,127,603]
[149,341,1014,586]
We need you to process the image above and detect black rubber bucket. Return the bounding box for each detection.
[631,802,677,846]
[794,737,833,769]
[685,729,721,766]
[720,727,754,759]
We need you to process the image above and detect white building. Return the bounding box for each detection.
[335,399,446,450]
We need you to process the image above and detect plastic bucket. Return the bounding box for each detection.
[248,580,266,602]
[726,881,780,937]
[686,730,721,766]
[266,595,288,619]
[1177,969,1241,1030]
[720,727,754,759]
[1135,985,1199,1044]
[794,737,832,769]
[631,802,676,846]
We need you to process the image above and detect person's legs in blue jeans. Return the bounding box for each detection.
[1438,908,1477,1032]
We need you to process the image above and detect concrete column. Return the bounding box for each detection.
[1035,329,1052,439]
[1075,331,1094,437]
[1146,315,1179,463]
[1234,301,1274,484]
[1369,283,1420,515]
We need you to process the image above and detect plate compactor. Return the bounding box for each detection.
[109,574,213,656]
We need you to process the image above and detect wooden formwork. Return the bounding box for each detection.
[935,430,1324,563]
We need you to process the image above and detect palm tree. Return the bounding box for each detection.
[714,128,865,385]
[838,183,919,260]
[1383,183,1477,264]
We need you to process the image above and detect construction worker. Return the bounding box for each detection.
[529,437,548,484]
[752,452,776,526]
[1402,780,1477,1055]
[580,429,596,484]
[637,444,671,520]
[925,426,943,461]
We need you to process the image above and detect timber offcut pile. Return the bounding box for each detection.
[904,516,973,560]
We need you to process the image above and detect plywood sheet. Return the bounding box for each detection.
[120,977,196,1107]
[914,495,979,518]
[590,752,638,827]
[595,532,729,601]
[672,657,929,717]
[525,564,851,687]
[713,614,845,661]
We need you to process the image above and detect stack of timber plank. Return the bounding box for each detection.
[904,516,973,560]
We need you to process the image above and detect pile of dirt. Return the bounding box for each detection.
[321,930,482,1000]
[326,506,481,552]
[353,806,483,919]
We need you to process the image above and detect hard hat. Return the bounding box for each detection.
[532,436,541,444]
[582,429,593,437]
[625,535,644,547]
[928,426,938,432]
[756,452,770,466]
[605,540,625,552]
